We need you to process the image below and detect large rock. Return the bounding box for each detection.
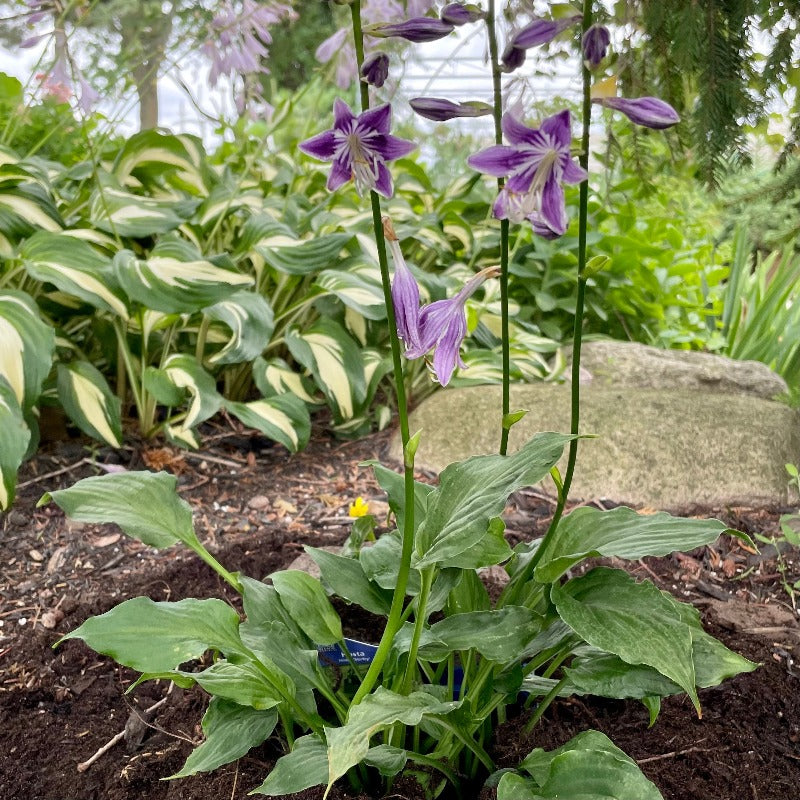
[396,384,800,510]
[572,341,788,400]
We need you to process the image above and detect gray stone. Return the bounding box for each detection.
[393,384,800,510]
[284,546,341,579]
[571,341,788,400]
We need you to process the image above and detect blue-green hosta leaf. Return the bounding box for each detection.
[223,394,310,452]
[254,231,353,275]
[286,318,366,421]
[252,356,317,404]
[251,734,328,796]
[369,462,434,537]
[57,596,246,672]
[203,291,274,365]
[0,376,30,510]
[534,506,748,583]
[315,264,386,320]
[89,187,197,237]
[21,231,129,319]
[270,570,343,645]
[56,361,122,447]
[171,698,277,779]
[45,470,199,549]
[158,354,222,442]
[176,659,288,710]
[0,289,55,411]
[551,567,700,713]
[0,185,62,233]
[325,687,459,791]
[113,245,252,314]
[413,432,572,569]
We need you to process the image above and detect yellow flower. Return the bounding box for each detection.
[348,496,370,517]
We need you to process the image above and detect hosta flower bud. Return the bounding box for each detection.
[410,97,493,121]
[364,17,455,43]
[360,51,390,87]
[511,14,582,50]
[592,95,680,129]
[500,43,526,73]
[440,3,485,25]
[582,23,611,67]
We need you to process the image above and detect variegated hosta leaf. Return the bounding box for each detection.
[113,241,252,314]
[315,264,386,321]
[21,231,129,319]
[285,318,366,421]
[56,361,122,448]
[89,186,199,238]
[203,291,274,365]
[252,356,317,404]
[0,184,62,235]
[198,184,264,227]
[252,223,353,275]
[0,376,30,510]
[224,394,310,453]
[113,130,208,194]
[0,290,55,411]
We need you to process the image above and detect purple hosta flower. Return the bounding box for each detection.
[36,56,71,104]
[592,96,680,129]
[383,217,422,351]
[365,16,455,43]
[582,23,611,67]
[410,97,492,121]
[204,0,296,87]
[500,43,526,73]
[360,51,390,87]
[510,13,582,50]
[440,3,485,25]
[405,265,500,386]
[299,99,416,198]
[468,109,587,237]
[77,75,99,114]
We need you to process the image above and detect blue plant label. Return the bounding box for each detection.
[317,637,378,667]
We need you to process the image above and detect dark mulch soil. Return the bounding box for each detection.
[1,424,798,800]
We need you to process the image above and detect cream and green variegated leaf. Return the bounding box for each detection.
[197,183,264,227]
[285,318,366,421]
[113,130,208,194]
[252,356,317,404]
[253,230,354,276]
[233,214,292,256]
[333,348,392,436]
[0,376,30,510]
[90,187,198,238]
[223,394,310,453]
[113,243,252,314]
[315,264,386,320]
[0,185,62,235]
[0,290,55,411]
[56,361,122,448]
[21,232,129,320]
[203,291,274,365]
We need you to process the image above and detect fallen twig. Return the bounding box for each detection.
[638,744,722,764]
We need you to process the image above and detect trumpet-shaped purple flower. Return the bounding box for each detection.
[405,266,500,386]
[510,13,582,50]
[410,97,492,121]
[440,3,485,25]
[365,17,455,42]
[361,51,390,87]
[384,218,422,351]
[592,96,680,129]
[299,99,416,198]
[582,23,611,67]
[468,109,587,237]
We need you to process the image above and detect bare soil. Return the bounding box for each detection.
[1,423,798,800]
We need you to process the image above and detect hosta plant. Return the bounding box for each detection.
[46,2,756,798]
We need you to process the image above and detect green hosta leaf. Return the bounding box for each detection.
[113,245,252,314]
[142,366,186,407]
[421,607,541,664]
[171,698,277,779]
[364,745,407,776]
[255,232,353,275]
[286,318,366,421]
[0,376,30,510]
[252,734,328,796]
[325,687,459,790]
[158,354,221,438]
[0,290,55,411]
[369,462,433,535]
[534,506,746,583]
[440,516,513,569]
[58,597,246,672]
[270,570,343,645]
[252,356,317,404]
[223,394,310,453]
[90,187,197,237]
[315,265,386,320]
[178,659,286,710]
[551,567,700,713]
[56,361,122,447]
[204,290,274,365]
[45,470,198,549]
[21,232,129,319]
[414,432,571,569]
[305,546,393,616]
[0,185,62,233]
[360,531,420,594]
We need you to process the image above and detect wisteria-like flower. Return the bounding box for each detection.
[468,109,587,237]
[582,23,611,67]
[384,217,422,351]
[299,99,416,198]
[405,266,500,386]
[360,51,390,87]
[364,16,455,42]
[510,13,582,50]
[592,96,680,129]
[440,3,485,25]
[409,97,492,121]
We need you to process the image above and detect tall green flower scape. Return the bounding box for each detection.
[40,2,758,798]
